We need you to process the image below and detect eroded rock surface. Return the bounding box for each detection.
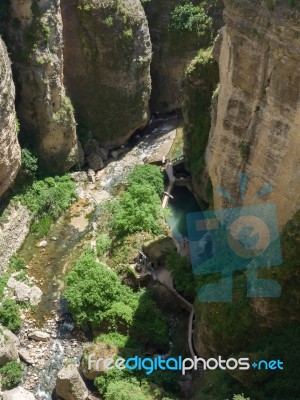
[0,37,21,196]
[62,0,152,148]
[7,0,80,173]
[206,0,300,227]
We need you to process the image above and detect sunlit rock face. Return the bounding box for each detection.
[0,37,21,197]
[7,0,80,174]
[206,0,300,228]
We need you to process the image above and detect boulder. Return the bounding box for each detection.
[71,171,89,183]
[7,277,31,302]
[29,286,43,306]
[56,365,88,400]
[36,240,47,248]
[7,277,42,305]
[87,169,96,183]
[2,387,36,400]
[0,326,19,366]
[81,342,118,380]
[18,348,34,365]
[87,154,103,171]
[28,331,50,342]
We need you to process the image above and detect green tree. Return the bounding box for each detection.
[20,148,38,176]
[170,1,212,38]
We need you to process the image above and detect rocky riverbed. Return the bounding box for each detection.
[0,115,180,400]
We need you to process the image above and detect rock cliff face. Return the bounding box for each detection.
[61,0,152,148]
[7,0,80,174]
[0,37,21,196]
[206,0,300,228]
[193,0,300,367]
[144,0,223,113]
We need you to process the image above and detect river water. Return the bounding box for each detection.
[168,186,201,241]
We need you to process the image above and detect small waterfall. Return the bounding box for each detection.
[35,341,64,400]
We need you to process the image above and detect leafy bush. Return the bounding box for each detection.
[170,1,212,38]
[9,255,25,272]
[113,183,163,235]
[21,148,38,176]
[95,333,128,348]
[64,251,135,330]
[127,165,164,197]
[0,299,21,331]
[111,165,164,236]
[106,379,148,400]
[15,175,76,218]
[0,361,23,389]
[64,252,168,346]
[96,234,112,260]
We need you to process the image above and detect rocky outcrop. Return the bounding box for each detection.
[2,387,36,400]
[56,365,88,400]
[7,277,42,306]
[0,325,19,366]
[205,0,300,228]
[0,37,21,196]
[6,0,80,173]
[81,342,118,380]
[0,204,30,275]
[182,47,219,203]
[144,0,223,113]
[61,0,152,148]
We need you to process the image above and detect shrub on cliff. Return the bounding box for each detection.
[170,1,212,38]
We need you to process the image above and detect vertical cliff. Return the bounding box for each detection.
[61,0,152,148]
[206,0,300,227]
[6,0,80,174]
[144,0,223,113]
[192,2,300,397]
[0,37,21,196]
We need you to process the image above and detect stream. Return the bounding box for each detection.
[17,115,183,399]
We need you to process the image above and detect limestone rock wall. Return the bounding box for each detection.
[7,0,80,174]
[61,0,152,148]
[0,37,21,196]
[144,0,223,113]
[206,0,300,228]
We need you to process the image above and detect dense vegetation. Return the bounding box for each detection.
[13,174,76,238]
[112,165,164,236]
[194,210,300,399]
[65,250,168,348]
[170,1,212,39]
